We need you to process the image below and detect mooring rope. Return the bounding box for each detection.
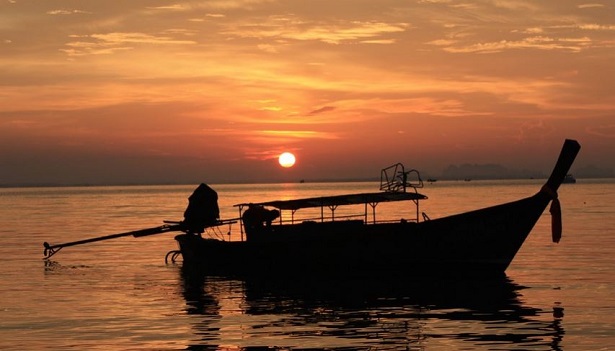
[541,184,562,243]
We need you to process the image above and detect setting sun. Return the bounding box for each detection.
[278,152,296,168]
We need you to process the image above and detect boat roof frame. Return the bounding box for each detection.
[231,163,428,241]
[234,191,426,211]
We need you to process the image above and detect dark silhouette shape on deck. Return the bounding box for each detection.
[183,183,220,233]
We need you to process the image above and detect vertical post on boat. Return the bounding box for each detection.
[237,205,244,241]
[368,202,378,224]
[328,205,337,221]
[415,199,419,223]
[320,204,324,223]
[364,202,368,224]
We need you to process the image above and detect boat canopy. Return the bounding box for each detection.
[234,191,427,211]
[232,163,428,238]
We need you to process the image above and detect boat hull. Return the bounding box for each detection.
[175,191,551,276]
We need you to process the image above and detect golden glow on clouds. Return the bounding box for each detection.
[2,0,615,185]
[62,33,197,56]
[223,15,409,44]
[260,130,337,139]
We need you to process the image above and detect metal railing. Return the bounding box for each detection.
[380,163,423,193]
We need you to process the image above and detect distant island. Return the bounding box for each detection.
[437,163,613,181]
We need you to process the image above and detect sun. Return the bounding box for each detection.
[278,152,296,168]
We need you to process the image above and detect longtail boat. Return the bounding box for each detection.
[44,139,580,277]
[174,139,580,276]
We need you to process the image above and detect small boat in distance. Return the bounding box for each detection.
[43,140,581,278]
[563,174,576,183]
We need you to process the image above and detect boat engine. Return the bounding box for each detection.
[183,183,220,233]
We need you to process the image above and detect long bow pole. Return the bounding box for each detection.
[43,223,183,259]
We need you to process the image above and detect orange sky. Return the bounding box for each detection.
[1,0,614,185]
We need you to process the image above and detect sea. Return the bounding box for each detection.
[1,179,614,350]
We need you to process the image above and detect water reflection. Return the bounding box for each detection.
[179,266,565,350]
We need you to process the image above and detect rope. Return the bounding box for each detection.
[540,184,558,200]
[541,185,562,243]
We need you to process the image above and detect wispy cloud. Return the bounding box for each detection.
[47,9,92,15]
[578,3,605,9]
[146,4,189,11]
[61,32,197,56]
[338,97,490,118]
[579,24,615,31]
[259,130,338,139]
[90,32,197,45]
[308,106,336,115]
[198,128,337,140]
[587,125,615,138]
[223,16,409,44]
[439,36,587,53]
[146,0,277,12]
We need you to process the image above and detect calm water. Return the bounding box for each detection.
[1,179,614,350]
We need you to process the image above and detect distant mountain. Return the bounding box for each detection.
[574,165,614,178]
[438,163,614,180]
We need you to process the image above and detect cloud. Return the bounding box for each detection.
[223,16,409,44]
[521,27,544,34]
[361,39,397,44]
[490,0,540,11]
[579,24,615,31]
[146,0,277,12]
[578,3,605,9]
[90,32,197,45]
[308,106,336,115]
[195,128,340,151]
[242,130,339,147]
[146,4,189,11]
[341,97,488,117]
[440,36,586,53]
[197,128,338,141]
[586,125,615,138]
[61,32,197,56]
[259,130,338,139]
[47,9,91,15]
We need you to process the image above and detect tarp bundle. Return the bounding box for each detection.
[183,183,220,233]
